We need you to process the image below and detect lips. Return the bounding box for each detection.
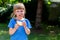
[18,15,23,17]
[19,15,21,16]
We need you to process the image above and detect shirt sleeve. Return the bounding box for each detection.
[25,19,32,29]
[8,18,15,28]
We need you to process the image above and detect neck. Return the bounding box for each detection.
[16,17,23,20]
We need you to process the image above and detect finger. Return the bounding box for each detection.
[23,22,26,24]
[15,23,20,27]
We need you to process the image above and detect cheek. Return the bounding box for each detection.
[21,14,24,16]
[20,14,25,17]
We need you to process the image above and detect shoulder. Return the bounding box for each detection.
[24,18,29,21]
[9,18,16,22]
[24,18,31,23]
[24,18,29,20]
[8,18,16,28]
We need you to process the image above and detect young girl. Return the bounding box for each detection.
[8,3,32,40]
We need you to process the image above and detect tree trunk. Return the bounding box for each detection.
[35,0,42,29]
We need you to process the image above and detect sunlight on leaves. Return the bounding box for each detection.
[0,30,8,35]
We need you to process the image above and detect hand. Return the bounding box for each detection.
[22,22,26,28]
[14,23,20,29]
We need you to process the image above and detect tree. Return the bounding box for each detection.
[35,0,43,29]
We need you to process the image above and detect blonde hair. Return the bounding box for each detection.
[11,3,26,18]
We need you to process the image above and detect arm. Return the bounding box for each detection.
[9,24,19,35]
[22,22,31,35]
[24,26,31,35]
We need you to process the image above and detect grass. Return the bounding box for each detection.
[0,30,9,40]
[0,23,60,40]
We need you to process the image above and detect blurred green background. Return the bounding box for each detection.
[0,0,60,40]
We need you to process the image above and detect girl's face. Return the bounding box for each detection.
[14,9,25,18]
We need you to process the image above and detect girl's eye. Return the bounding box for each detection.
[17,11,19,12]
[16,10,24,13]
[20,10,23,12]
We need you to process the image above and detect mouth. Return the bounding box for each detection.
[18,15,22,17]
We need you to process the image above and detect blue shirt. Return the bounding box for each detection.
[8,18,32,40]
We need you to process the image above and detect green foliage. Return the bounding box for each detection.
[0,0,31,7]
[0,0,32,19]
